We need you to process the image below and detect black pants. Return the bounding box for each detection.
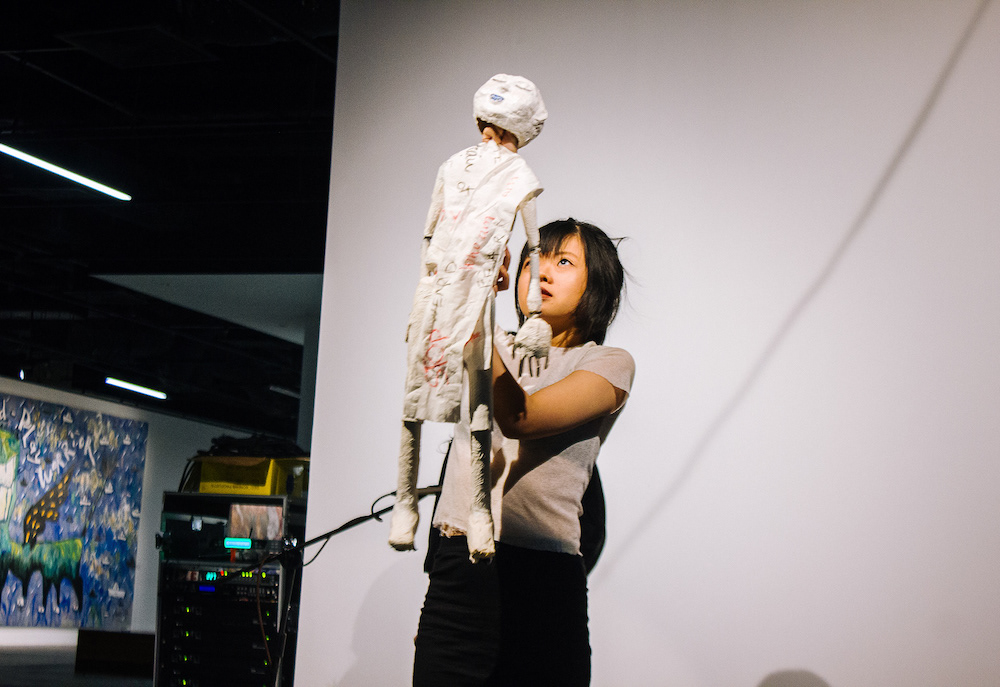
[413,536,591,687]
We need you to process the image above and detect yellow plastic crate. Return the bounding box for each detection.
[197,456,308,497]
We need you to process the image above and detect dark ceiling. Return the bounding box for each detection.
[1,1,338,440]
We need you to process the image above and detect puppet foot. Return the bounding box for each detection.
[466,510,496,562]
[388,504,419,551]
[513,315,552,359]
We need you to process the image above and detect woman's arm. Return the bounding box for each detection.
[491,351,626,440]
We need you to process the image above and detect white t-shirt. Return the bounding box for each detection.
[433,329,635,555]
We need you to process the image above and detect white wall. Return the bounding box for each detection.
[0,377,243,646]
[299,1,1000,685]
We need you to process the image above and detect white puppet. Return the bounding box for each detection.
[389,74,551,561]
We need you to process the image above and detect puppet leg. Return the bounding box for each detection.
[466,364,496,562]
[389,419,421,550]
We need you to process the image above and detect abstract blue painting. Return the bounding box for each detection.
[0,393,147,629]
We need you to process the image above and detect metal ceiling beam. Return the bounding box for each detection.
[233,0,338,64]
[2,52,135,120]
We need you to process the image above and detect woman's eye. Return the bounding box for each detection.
[558,258,572,266]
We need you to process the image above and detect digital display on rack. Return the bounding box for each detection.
[228,503,283,540]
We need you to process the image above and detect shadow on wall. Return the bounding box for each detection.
[594,0,995,588]
[336,558,424,687]
[759,670,831,687]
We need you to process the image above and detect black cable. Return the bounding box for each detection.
[272,552,301,687]
[369,490,396,520]
[255,566,273,668]
[301,537,329,567]
[176,458,195,492]
[300,485,441,566]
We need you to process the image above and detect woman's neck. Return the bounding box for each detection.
[550,326,584,348]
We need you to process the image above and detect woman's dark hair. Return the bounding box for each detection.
[515,218,625,345]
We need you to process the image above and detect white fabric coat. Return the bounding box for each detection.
[402,140,542,424]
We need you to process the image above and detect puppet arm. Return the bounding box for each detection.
[513,197,552,358]
[405,168,446,344]
[420,168,445,276]
[390,168,446,551]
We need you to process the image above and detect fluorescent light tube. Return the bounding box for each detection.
[0,143,132,201]
[268,384,300,399]
[105,377,167,400]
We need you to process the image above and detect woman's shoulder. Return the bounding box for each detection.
[579,341,634,365]
[572,342,635,393]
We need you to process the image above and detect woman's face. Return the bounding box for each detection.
[518,233,588,339]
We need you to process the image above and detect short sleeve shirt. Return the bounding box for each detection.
[433,329,635,555]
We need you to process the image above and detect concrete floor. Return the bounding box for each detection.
[0,647,152,687]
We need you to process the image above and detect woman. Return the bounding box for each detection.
[413,218,635,687]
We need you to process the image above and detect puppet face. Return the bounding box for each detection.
[486,74,532,98]
[473,73,547,148]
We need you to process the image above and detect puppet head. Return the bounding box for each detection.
[474,74,547,148]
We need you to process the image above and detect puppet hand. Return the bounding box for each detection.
[513,314,552,359]
[494,248,511,293]
[388,506,418,551]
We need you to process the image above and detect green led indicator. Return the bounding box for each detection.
[224,537,252,550]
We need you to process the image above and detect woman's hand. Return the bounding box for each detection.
[494,248,511,293]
